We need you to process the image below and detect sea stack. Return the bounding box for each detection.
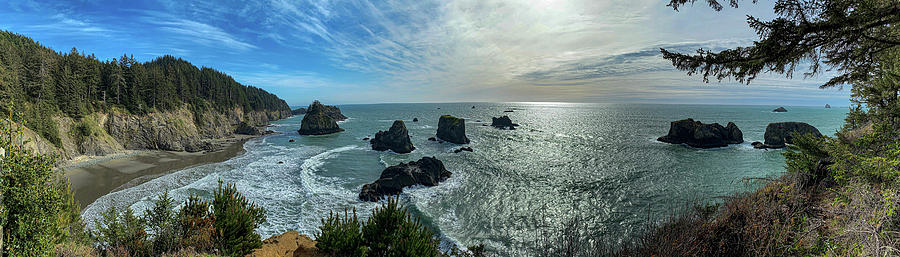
[359,157,452,202]
[773,107,788,112]
[754,122,822,149]
[436,115,469,144]
[825,104,831,108]
[657,119,743,148]
[370,120,415,154]
[490,116,519,130]
[297,100,344,135]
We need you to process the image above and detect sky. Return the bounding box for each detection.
[1,0,851,106]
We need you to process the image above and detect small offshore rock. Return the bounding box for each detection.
[428,137,437,141]
[289,139,295,142]
[413,118,418,122]
[453,147,473,153]
[491,116,519,130]
[773,107,788,112]
[825,104,831,108]
[370,120,415,154]
[363,137,370,141]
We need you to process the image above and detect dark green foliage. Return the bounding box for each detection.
[145,191,179,255]
[212,180,266,256]
[0,111,81,256]
[662,0,900,89]
[0,30,290,142]
[316,210,367,256]
[92,207,150,256]
[316,197,440,257]
[177,193,215,251]
[784,133,830,178]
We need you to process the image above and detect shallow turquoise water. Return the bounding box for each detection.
[83,103,847,255]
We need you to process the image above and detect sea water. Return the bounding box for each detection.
[82,103,846,254]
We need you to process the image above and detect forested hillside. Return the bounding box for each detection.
[0,30,290,149]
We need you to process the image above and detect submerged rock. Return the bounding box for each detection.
[761,122,822,148]
[773,107,788,112]
[428,137,437,141]
[297,101,344,135]
[490,116,519,130]
[370,120,415,153]
[657,119,743,148]
[436,115,469,144]
[359,157,452,202]
[453,147,473,153]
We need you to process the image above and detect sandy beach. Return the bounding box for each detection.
[62,135,258,208]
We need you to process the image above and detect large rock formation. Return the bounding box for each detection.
[234,121,263,135]
[291,108,307,115]
[436,115,469,144]
[657,119,743,148]
[359,157,452,202]
[773,107,788,112]
[370,120,415,153]
[759,122,822,148]
[490,116,519,130]
[320,105,347,121]
[297,101,344,135]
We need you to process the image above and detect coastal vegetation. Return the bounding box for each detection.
[0,30,290,153]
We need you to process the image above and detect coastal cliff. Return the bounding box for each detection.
[17,105,290,162]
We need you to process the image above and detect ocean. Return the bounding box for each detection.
[82,102,847,254]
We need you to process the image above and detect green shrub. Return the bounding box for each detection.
[212,180,266,256]
[317,197,440,257]
[177,193,215,252]
[0,113,79,256]
[92,207,150,256]
[146,191,179,255]
[316,210,366,256]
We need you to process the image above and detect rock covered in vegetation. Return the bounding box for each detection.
[359,157,452,202]
[761,122,822,148]
[370,120,415,153]
[773,107,788,112]
[657,119,743,148]
[297,101,344,135]
[436,115,469,144]
[291,108,307,115]
[320,105,347,121]
[490,116,519,129]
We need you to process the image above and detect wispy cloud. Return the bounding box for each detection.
[25,13,114,36]
[140,11,257,51]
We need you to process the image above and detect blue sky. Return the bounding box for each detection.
[1,0,850,106]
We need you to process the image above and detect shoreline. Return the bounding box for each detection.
[62,134,260,208]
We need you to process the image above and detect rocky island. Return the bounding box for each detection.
[370,120,415,153]
[297,101,345,135]
[657,118,743,148]
[773,107,788,112]
[490,116,519,129]
[359,157,452,201]
[752,122,822,149]
[436,115,470,144]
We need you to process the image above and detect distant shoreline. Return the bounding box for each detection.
[62,134,259,208]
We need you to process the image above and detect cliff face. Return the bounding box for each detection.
[19,105,290,162]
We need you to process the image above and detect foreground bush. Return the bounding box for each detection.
[316,197,441,257]
[91,181,265,256]
[0,112,83,256]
